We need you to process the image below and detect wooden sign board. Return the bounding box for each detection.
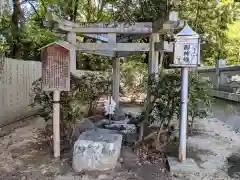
[41,43,70,91]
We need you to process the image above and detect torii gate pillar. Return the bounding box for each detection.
[147,33,160,104]
[112,57,120,111]
[108,33,120,112]
[67,32,77,72]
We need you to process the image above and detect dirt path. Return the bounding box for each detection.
[0,116,61,180]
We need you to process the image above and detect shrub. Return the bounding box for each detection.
[137,70,214,145]
[151,71,213,127]
[30,72,111,146]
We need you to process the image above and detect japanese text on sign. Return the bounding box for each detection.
[174,39,199,66]
[42,44,70,91]
[183,44,190,63]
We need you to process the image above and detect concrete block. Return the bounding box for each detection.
[167,157,199,173]
[72,131,122,172]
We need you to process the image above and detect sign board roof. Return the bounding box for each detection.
[39,40,75,51]
[176,24,199,37]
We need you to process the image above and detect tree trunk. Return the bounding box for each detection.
[156,120,164,147]
[138,122,144,141]
[86,0,92,21]
[73,0,79,22]
[11,0,23,59]
[189,115,195,135]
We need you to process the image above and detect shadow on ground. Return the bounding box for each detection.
[227,151,240,179]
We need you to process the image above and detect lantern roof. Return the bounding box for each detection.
[38,40,76,51]
[176,24,199,38]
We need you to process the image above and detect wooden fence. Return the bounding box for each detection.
[0,58,42,126]
[0,58,108,126]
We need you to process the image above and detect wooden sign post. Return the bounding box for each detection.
[40,42,71,158]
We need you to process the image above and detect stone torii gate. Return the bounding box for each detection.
[45,11,180,111]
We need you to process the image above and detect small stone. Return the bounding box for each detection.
[81,175,90,180]
[194,172,200,176]
[118,157,124,163]
[41,169,48,175]
[173,173,178,177]
[55,175,84,180]
[98,174,108,180]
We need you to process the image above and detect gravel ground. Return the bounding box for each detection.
[170,116,240,180]
[1,105,240,180]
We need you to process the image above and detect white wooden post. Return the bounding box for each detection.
[67,32,77,72]
[53,91,60,158]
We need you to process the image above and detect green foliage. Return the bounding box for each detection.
[30,73,111,122]
[1,0,240,65]
[148,71,180,125]
[178,0,240,65]
[187,73,214,130]
[148,71,214,129]
[225,20,240,64]
[120,55,148,101]
[0,11,56,59]
[77,52,112,71]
